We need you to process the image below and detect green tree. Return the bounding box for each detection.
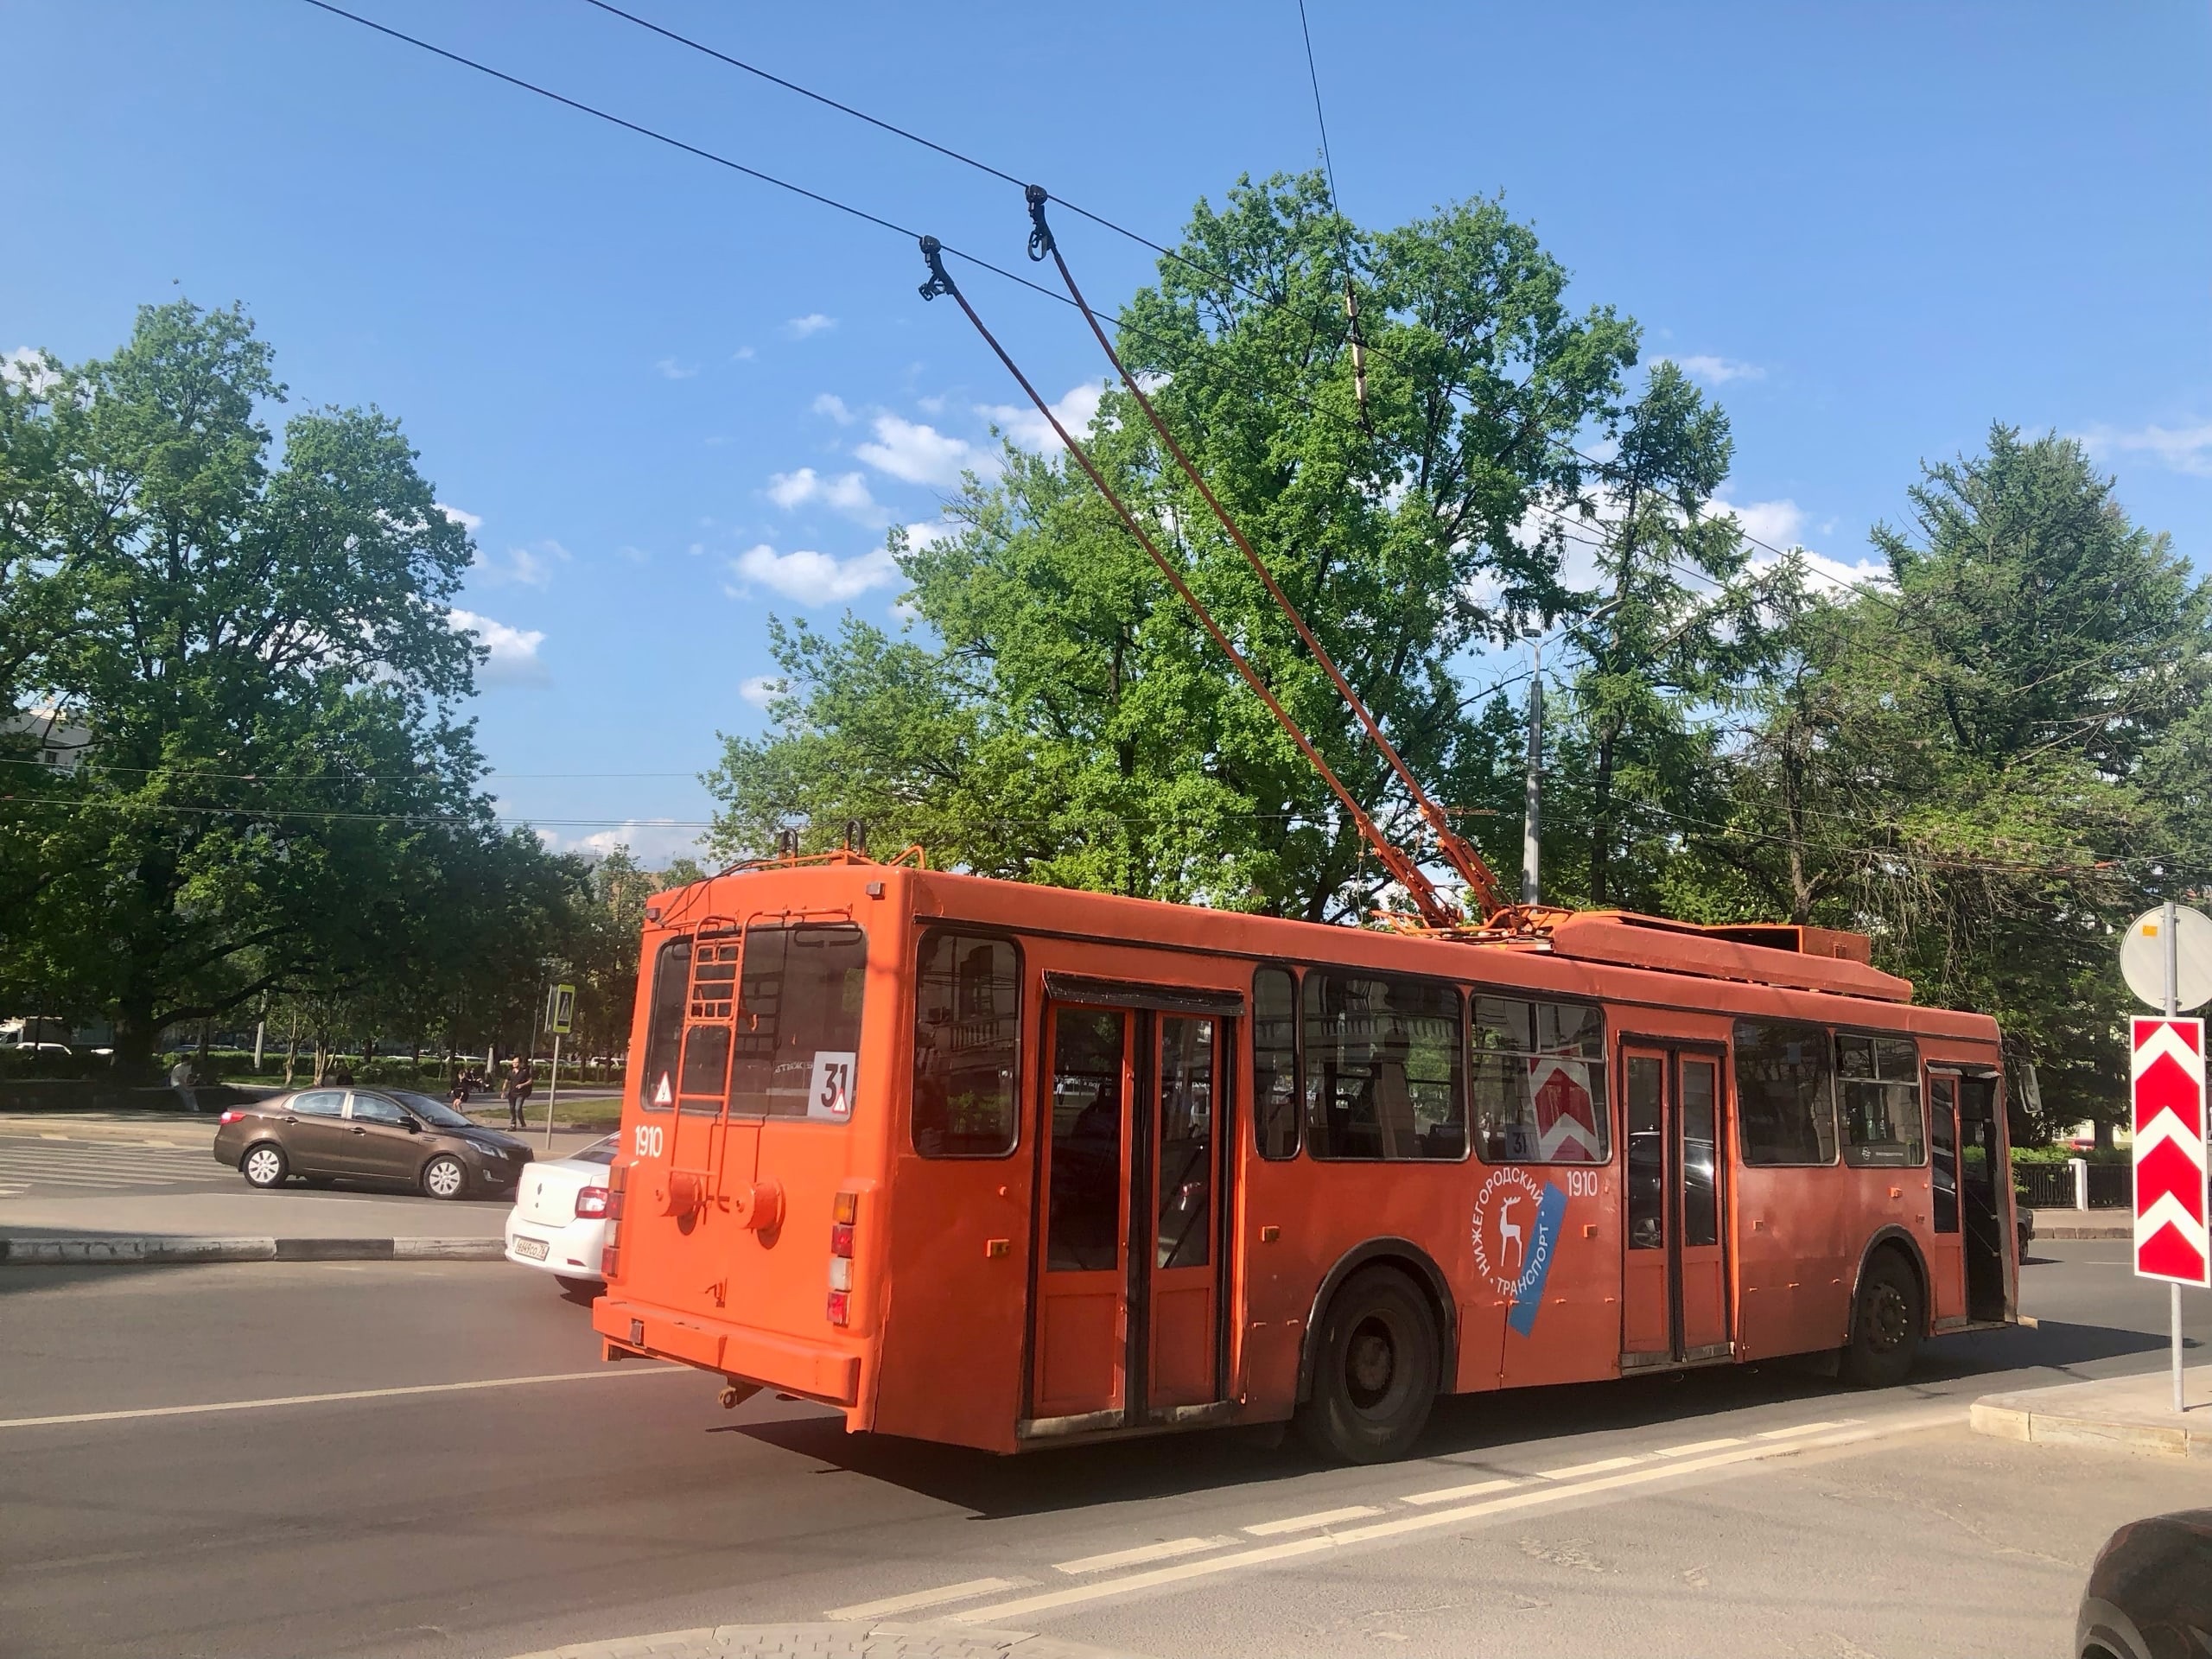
[1694,428,2212,1136]
[0,301,512,1071]
[710,175,1639,920]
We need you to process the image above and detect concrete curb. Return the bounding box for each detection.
[499,1620,1154,1659]
[0,1235,505,1265]
[1971,1395,2211,1459]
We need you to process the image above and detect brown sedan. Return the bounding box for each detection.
[213,1087,531,1200]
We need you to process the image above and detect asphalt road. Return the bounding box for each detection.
[1,1243,2203,1659]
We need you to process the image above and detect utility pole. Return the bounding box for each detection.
[1522,635,1543,906]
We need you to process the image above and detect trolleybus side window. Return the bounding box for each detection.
[1300,970,1465,1161]
[728,923,868,1118]
[640,936,690,1112]
[1253,966,1300,1160]
[1732,1020,1839,1166]
[1836,1033,1925,1166]
[912,931,1020,1158]
[1469,995,1610,1164]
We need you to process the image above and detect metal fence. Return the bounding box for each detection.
[2012,1159,2134,1210]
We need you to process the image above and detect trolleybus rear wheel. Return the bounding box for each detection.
[1296,1267,1440,1464]
[1840,1249,1922,1389]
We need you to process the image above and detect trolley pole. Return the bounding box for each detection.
[2167,898,2183,1414]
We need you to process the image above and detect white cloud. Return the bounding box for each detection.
[740,674,783,707]
[901,518,952,552]
[811,392,855,424]
[2,346,60,392]
[1663,354,1765,386]
[616,544,650,565]
[855,413,989,486]
[1714,497,1806,550]
[448,607,547,683]
[732,345,757,362]
[978,380,1107,454]
[656,357,699,380]
[471,539,569,588]
[766,467,888,524]
[729,542,899,605]
[2076,420,2212,479]
[435,502,482,533]
[784,314,837,340]
[538,819,707,866]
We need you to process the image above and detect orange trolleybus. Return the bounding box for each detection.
[589,860,2018,1461]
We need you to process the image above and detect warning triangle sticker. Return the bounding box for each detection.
[653,1073,673,1106]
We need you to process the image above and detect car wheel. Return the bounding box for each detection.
[1840,1249,1923,1389]
[1294,1267,1440,1464]
[421,1155,467,1201]
[241,1142,289,1188]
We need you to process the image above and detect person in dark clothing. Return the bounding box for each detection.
[506,1058,536,1130]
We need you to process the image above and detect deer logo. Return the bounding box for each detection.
[1497,1194,1527,1279]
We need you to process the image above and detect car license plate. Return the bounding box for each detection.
[513,1236,549,1261]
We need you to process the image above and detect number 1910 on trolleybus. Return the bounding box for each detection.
[588,198,2018,1462]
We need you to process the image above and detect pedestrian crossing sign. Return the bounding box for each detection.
[546,983,575,1035]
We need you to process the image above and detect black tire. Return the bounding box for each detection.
[1840,1249,1923,1389]
[421,1154,468,1201]
[240,1141,289,1188]
[1294,1267,1440,1464]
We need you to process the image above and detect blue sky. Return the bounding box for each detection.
[7,1,2208,865]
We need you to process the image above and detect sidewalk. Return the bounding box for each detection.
[1971,1369,2212,1459]
[504,1620,1151,1659]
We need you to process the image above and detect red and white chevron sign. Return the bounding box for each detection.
[2133,1017,2209,1287]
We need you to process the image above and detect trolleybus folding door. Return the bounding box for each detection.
[1621,1045,1731,1368]
[1028,984,1234,1433]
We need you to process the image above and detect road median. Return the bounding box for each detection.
[1971,1370,2212,1459]
[0,1234,505,1265]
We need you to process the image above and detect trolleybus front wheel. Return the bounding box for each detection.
[1296,1267,1440,1464]
[1840,1249,1923,1389]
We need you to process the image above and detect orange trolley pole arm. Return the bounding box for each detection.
[915,235,1458,931]
[1022,188,1510,925]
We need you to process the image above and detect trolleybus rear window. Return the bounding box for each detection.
[1300,970,1465,1160]
[643,924,868,1117]
[1837,1032,1924,1166]
[912,931,1020,1157]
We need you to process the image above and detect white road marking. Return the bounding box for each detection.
[1537,1454,1643,1479]
[0,1366,685,1431]
[1055,1537,1231,1575]
[1756,1419,1853,1440]
[39,1134,67,1141]
[951,1412,1955,1626]
[1401,1476,1519,1506]
[1654,1437,1745,1459]
[823,1578,1022,1620]
[1243,1505,1383,1535]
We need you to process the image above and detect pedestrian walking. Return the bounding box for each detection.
[506,1058,536,1130]
[168,1053,200,1115]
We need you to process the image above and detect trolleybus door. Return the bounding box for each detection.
[1031,999,1226,1429]
[1622,1046,1732,1369]
[1926,1072,1967,1322]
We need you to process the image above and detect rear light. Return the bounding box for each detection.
[217,1110,246,1125]
[827,1188,860,1325]
[575,1185,610,1219]
[600,1244,621,1279]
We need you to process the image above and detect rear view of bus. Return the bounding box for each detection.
[592,861,896,1421]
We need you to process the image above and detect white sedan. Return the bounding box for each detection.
[503,1134,616,1294]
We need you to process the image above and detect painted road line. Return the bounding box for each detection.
[1401,1476,1519,1507]
[1536,1454,1644,1479]
[952,1412,1956,1627]
[1756,1419,1854,1440]
[1243,1504,1384,1536]
[1654,1437,1745,1459]
[0,1365,685,1431]
[1055,1537,1233,1575]
[823,1578,1022,1620]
